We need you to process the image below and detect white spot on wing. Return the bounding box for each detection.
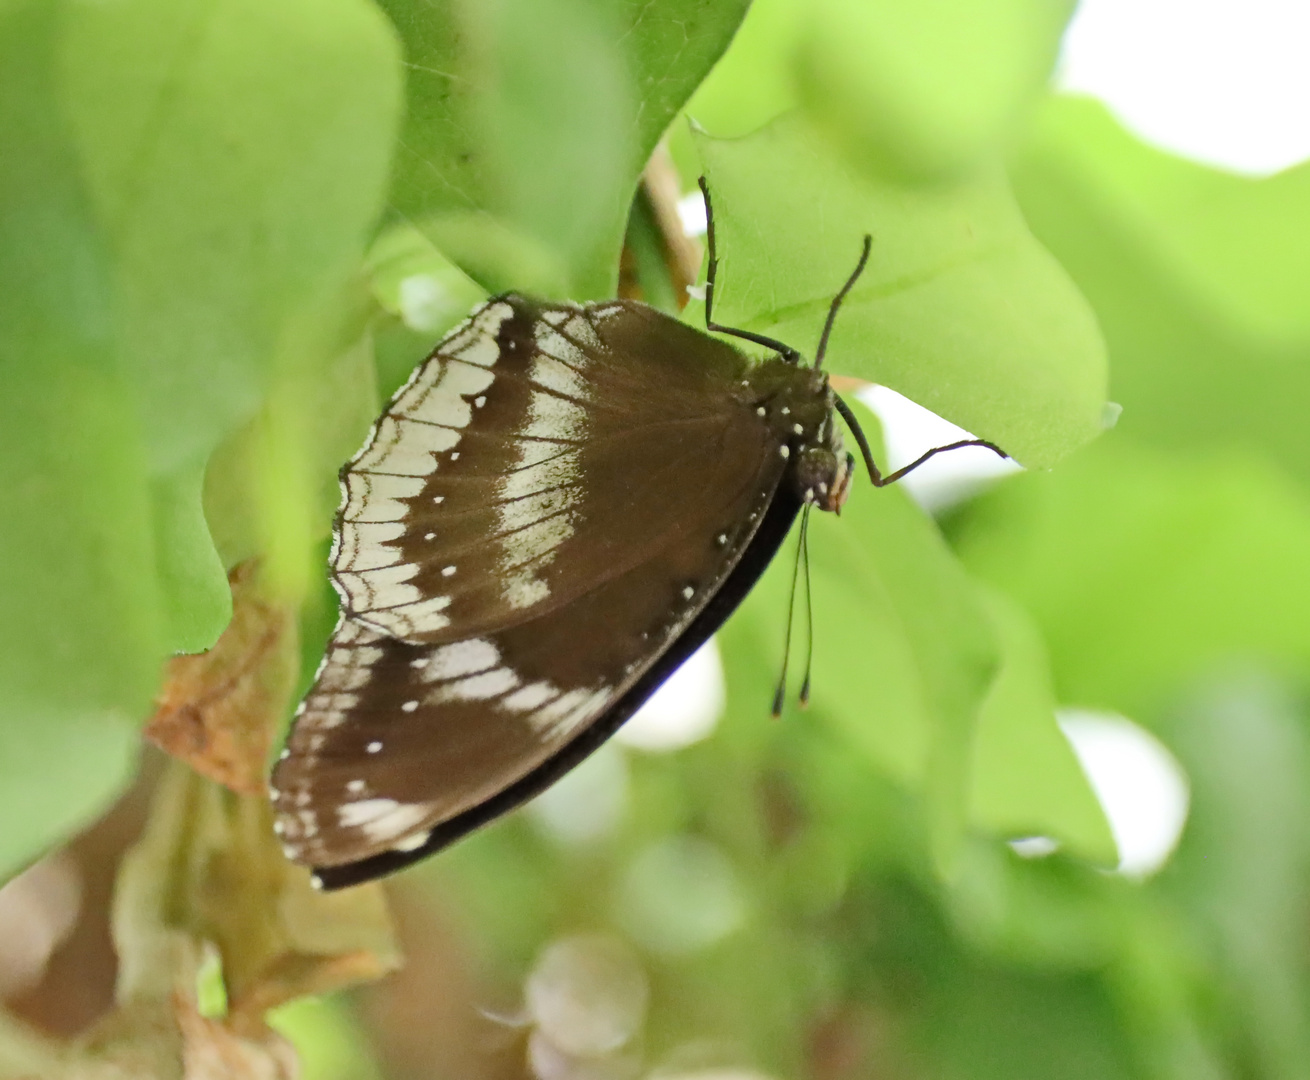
[526,687,609,739]
[525,386,587,441]
[336,520,405,570]
[371,594,452,638]
[563,314,603,350]
[532,327,588,386]
[335,561,420,612]
[506,578,550,609]
[452,333,498,368]
[394,830,431,853]
[352,416,458,476]
[591,303,625,322]
[420,638,500,682]
[317,659,372,692]
[495,342,591,609]
[431,666,520,703]
[398,358,494,428]
[328,296,517,631]
[500,681,559,713]
[292,624,387,737]
[340,472,424,524]
[501,451,582,504]
[503,513,573,570]
[338,798,432,844]
[477,301,514,332]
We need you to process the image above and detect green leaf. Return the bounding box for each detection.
[726,403,1000,871]
[1011,95,1310,484]
[366,223,493,338]
[843,873,1140,1080]
[1017,95,1310,346]
[0,0,162,882]
[376,0,749,298]
[679,0,802,140]
[61,0,403,476]
[204,289,381,600]
[794,0,1075,182]
[61,0,401,643]
[695,114,1108,468]
[968,586,1117,865]
[0,0,401,879]
[951,436,1310,721]
[0,699,138,885]
[269,996,384,1080]
[1158,673,1310,1079]
[152,461,233,654]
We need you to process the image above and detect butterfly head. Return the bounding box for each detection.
[793,414,855,514]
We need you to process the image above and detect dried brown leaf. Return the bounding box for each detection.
[145,563,299,797]
[73,995,297,1080]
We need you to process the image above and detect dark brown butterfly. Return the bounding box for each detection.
[271,180,1004,889]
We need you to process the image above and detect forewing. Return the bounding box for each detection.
[333,296,763,644]
[272,435,796,887]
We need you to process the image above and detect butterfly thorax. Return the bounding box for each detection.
[740,356,853,514]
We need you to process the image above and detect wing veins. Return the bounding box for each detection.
[340,479,582,527]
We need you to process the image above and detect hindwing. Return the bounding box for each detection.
[275,462,798,888]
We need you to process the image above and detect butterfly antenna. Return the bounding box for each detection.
[698,177,802,363]
[773,505,811,717]
[814,235,872,371]
[832,393,1008,487]
[799,506,815,708]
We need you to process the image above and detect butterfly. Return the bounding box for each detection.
[271,179,1005,889]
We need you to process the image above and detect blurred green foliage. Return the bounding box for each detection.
[693,117,1107,468]
[3,0,1310,1078]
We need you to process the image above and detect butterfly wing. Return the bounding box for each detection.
[274,447,800,889]
[332,296,777,645]
[274,295,833,888]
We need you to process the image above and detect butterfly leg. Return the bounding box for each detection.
[698,176,803,364]
[833,394,1009,488]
